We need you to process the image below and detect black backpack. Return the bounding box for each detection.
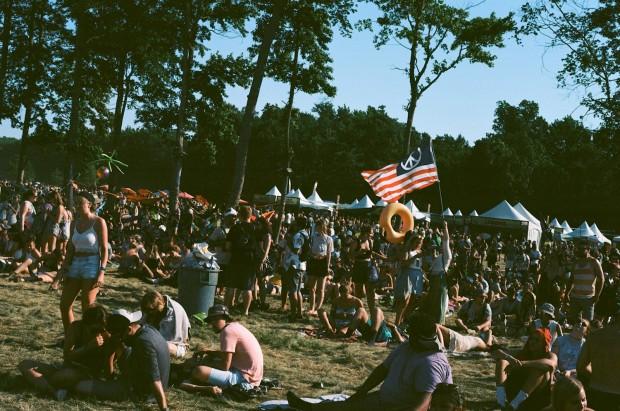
[233,222,259,264]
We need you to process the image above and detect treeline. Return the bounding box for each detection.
[1,99,618,229]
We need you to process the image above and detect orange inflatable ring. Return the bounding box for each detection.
[379,203,415,244]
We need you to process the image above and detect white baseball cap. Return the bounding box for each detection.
[112,309,142,324]
[224,208,238,217]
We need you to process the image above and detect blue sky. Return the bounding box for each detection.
[0,0,592,143]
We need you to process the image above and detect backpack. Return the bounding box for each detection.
[233,222,258,265]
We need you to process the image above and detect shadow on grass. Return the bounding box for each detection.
[0,372,29,393]
[465,399,500,410]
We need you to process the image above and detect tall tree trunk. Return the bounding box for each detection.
[16,103,32,183]
[273,42,299,243]
[169,0,196,234]
[109,53,127,189]
[228,0,286,207]
[66,8,84,208]
[0,0,14,116]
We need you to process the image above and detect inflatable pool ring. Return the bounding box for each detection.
[379,203,415,244]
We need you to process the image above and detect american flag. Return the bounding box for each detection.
[361,138,439,202]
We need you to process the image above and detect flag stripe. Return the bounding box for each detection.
[361,142,438,202]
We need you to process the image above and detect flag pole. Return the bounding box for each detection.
[429,138,445,219]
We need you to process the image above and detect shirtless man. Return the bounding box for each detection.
[577,303,620,410]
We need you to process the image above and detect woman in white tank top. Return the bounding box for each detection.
[59,191,109,336]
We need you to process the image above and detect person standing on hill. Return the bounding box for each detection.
[567,239,604,322]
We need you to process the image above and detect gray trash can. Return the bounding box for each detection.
[178,258,219,316]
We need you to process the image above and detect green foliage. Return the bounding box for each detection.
[521,0,620,127]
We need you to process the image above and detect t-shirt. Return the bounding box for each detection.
[553,335,584,372]
[227,222,259,266]
[380,343,452,406]
[459,301,492,327]
[156,296,190,345]
[220,322,264,386]
[310,232,333,257]
[126,324,170,395]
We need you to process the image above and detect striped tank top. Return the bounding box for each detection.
[571,261,596,299]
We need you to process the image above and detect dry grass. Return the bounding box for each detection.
[0,273,511,410]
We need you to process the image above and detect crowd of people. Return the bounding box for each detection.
[1,179,619,410]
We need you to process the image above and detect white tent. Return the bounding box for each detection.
[614,236,620,243]
[303,190,332,210]
[469,210,479,217]
[561,220,573,234]
[404,200,430,221]
[350,195,374,209]
[265,186,281,197]
[513,203,541,228]
[590,223,611,244]
[375,199,388,207]
[549,218,562,230]
[480,200,542,243]
[286,189,314,208]
[454,210,463,217]
[442,208,454,217]
[563,221,596,241]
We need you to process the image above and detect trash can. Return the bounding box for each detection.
[178,257,220,316]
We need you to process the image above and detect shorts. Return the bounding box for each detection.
[284,267,304,295]
[68,255,100,280]
[172,343,188,359]
[447,328,483,353]
[207,367,253,390]
[359,320,392,343]
[394,267,424,300]
[307,257,329,278]
[352,260,371,284]
[228,263,256,291]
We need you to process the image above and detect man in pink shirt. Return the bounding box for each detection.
[189,305,263,390]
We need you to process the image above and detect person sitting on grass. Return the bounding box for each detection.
[181,304,263,394]
[7,233,42,281]
[75,309,170,411]
[493,328,557,410]
[552,319,588,378]
[140,290,191,359]
[532,302,563,347]
[287,312,453,411]
[18,304,113,401]
[318,283,402,346]
[455,288,493,346]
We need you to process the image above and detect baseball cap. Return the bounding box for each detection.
[540,303,555,318]
[107,309,142,334]
[113,309,142,323]
[205,304,231,322]
[224,208,237,217]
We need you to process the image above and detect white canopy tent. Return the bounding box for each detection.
[561,220,573,234]
[442,208,454,217]
[469,210,479,217]
[404,200,430,221]
[590,223,611,244]
[480,200,541,243]
[563,221,596,241]
[265,186,281,197]
[513,203,543,244]
[350,195,374,209]
[549,218,562,230]
[375,199,388,207]
[454,210,463,217]
[304,190,333,210]
[286,189,314,208]
[614,236,620,243]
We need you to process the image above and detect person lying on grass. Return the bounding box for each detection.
[287,312,453,411]
[18,304,113,401]
[180,304,263,395]
[436,323,493,353]
[493,328,557,410]
[318,283,404,346]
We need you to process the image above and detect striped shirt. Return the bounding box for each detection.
[571,261,597,299]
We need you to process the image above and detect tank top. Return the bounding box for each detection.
[572,261,596,299]
[72,221,99,253]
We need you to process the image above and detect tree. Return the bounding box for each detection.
[266,0,355,239]
[228,0,287,207]
[522,0,619,128]
[361,0,515,152]
[0,0,14,116]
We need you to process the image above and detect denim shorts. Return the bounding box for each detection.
[68,255,100,280]
[207,367,253,390]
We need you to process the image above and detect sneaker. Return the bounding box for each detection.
[54,388,68,401]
